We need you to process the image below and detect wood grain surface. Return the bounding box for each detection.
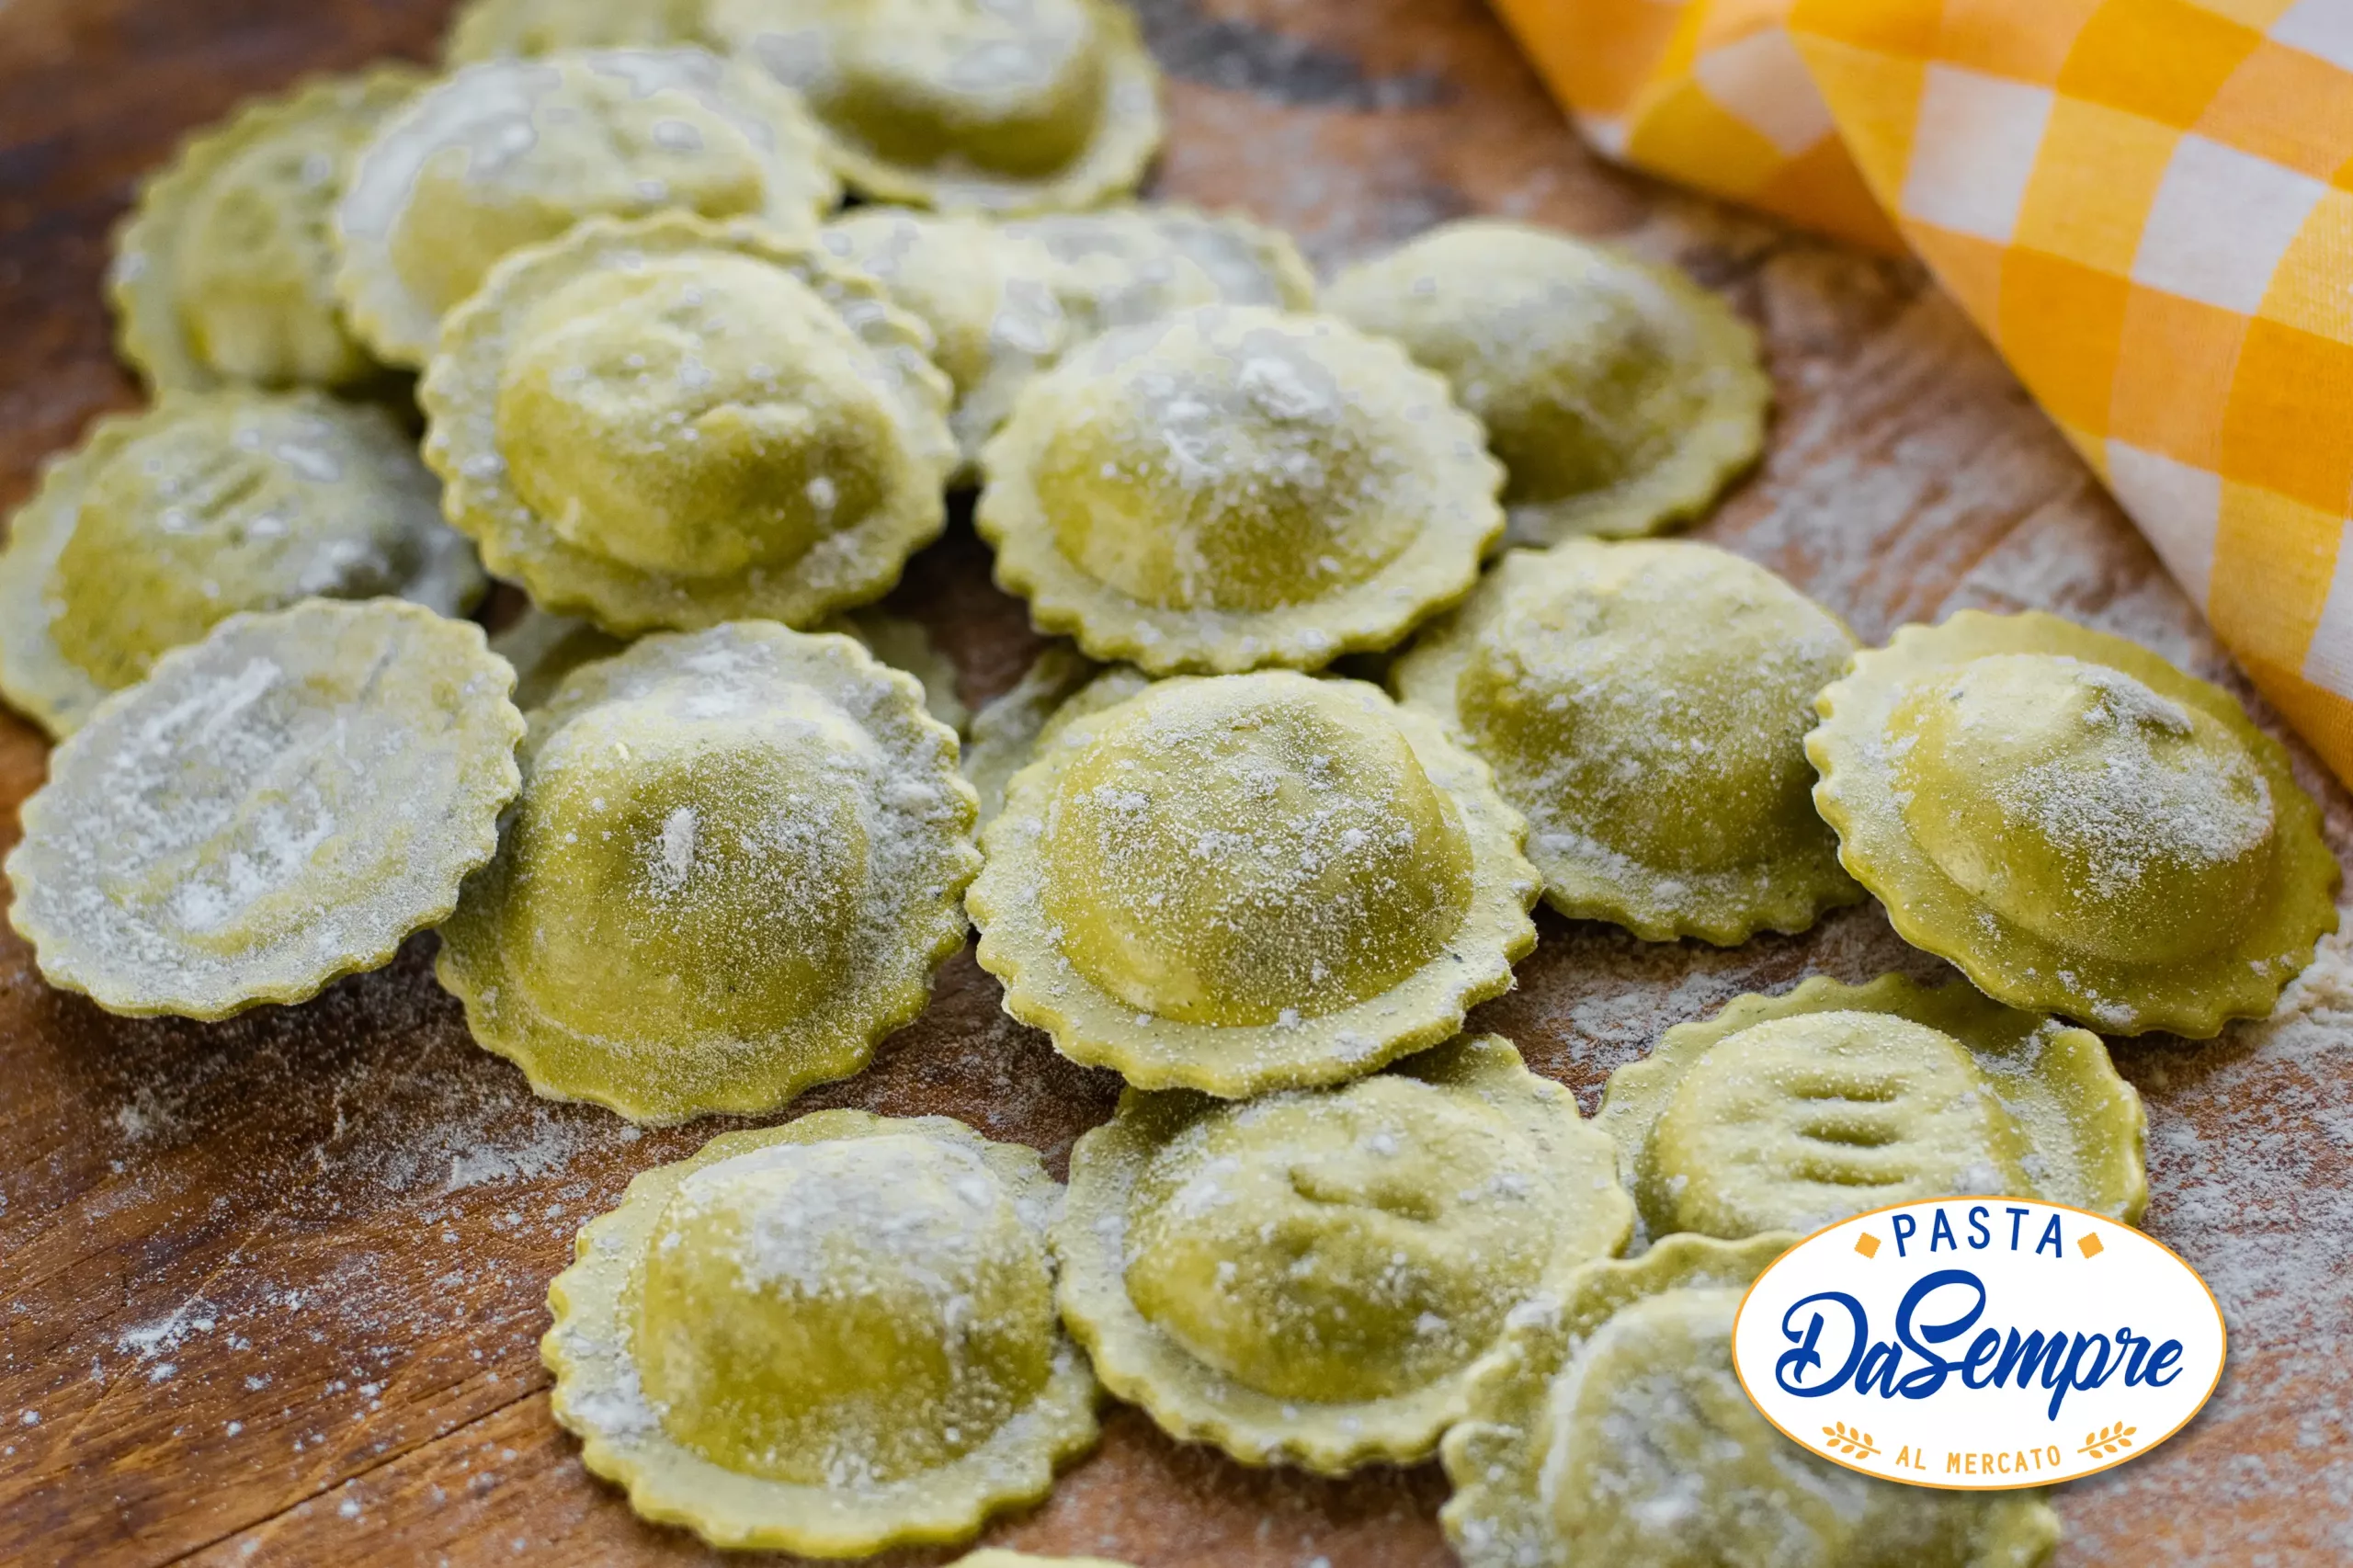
[3,3,2349,1564]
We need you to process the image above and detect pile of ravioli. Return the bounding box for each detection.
[0,1,2340,1563]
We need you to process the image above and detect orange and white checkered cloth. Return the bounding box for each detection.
[1492,0,2353,785]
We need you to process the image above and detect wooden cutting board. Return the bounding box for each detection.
[3,2,2347,1563]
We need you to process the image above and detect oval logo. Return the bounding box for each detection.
[1732,1198,2225,1489]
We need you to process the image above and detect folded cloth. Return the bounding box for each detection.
[1492,0,2353,785]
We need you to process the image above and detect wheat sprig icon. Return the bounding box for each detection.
[2079,1423,2138,1459]
[1821,1422,1881,1460]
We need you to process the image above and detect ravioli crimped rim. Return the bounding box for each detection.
[1597,972,2149,1239]
[419,210,956,635]
[967,673,1540,1097]
[335,48,843,368]
[1055,1034,1632,1474]
[1807,609,2340,1038]
[0,391,486,740]
[975,306,1507,676]
[1438,1231,2063,1568]
[1392,540,1864,945]
[542,1109,1101,1556]
[108,64,426,393]
[5,599,523,1019]
[435,621,980,1123]
[710,0,1163,216]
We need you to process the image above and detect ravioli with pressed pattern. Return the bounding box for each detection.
[335,48,840,367]
[1598,974,2147,1242]
[435,621,978,1123]
[708,0,1162,213]
[5,600,522,1020]
[543,1111,1098,1555]
[1392,540,1859,944]
[0,391,483,738]
[445,0,711,62]
[977,304,1504,675]
[111,67,425,392]
[1808,609,2339,1037]
[1324,219,1769,544]
[968,670,1539,1096]
[421,212,955,634]
[1057,1035,1631,1472]
[1440,1234,2063,1568]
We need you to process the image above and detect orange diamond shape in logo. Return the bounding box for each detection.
[2078,1233,2105,1259]
[1854,1233,1881,1259]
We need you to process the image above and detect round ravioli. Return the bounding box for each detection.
[422,212,955,634]
[1324,219,1769,544]
[1808,610,2340,1036]
[544,1110,1099,1554]
[1057,1035,1631,1471]
[1599,974,2147,1242]
[819,208,1070,470]
[435,621,979,1122]
[0,391,483,739]
[1440,1234,2063,1568]
[5,600,522,1018]
[978,305,1504,675]
[111,67,425,392]
[335,48,840,367]
[1393,540,1860,944]
[708,0,1162,214]
[446,0,710,61]
[969,671,1540,1096]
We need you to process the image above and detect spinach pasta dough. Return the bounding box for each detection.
[421,213,955,633]
[709,0,1162,213]
[6,601,523,1019]
[1057,1036,1631,1471]
[978,305,1504,675]
[969,670,1539,1096]
[1393,540,1859,944]
[544,1111,1098,1554]
[1324,219,1768,543]
[0,391,483,738]
[111,66,425,392]
[1809,610,2339,1036]
[435,622,979,1122]
[1598,974,2147,1241]
[1441,1234,2063,1568]
[335,49,839,367]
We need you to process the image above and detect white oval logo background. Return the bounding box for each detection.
[1732,1198,2225,1490]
